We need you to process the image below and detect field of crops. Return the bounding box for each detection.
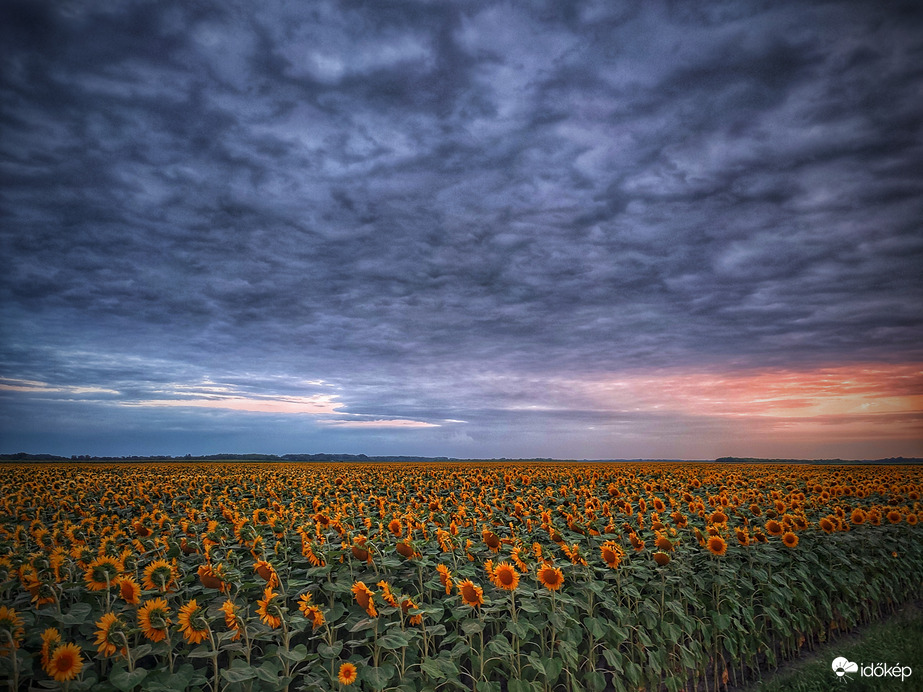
[1,462,921,692]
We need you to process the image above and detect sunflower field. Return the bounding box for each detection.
[1,461,922,692]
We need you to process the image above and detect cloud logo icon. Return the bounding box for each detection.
[832,657,858,677]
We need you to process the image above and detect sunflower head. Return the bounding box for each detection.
[84,556,122,591]
[118,576,141,605]
[256,586,283,629]
[457,579,484,608]
[142,559,177,593]
[351,581,377,617]
[600,542,624,569]
[706,535,728,557]
[177,599,210,644]
[492,562,520,591]
[48,642,84,682]
[338,661,358,686]
[653,551,671,567]
[138,598,171,642]
[781,531,799,548]
[765,519,783,536]
[537,565,564,591]
[94,612,128,657]
[219,600,242,640]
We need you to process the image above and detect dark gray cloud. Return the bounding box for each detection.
[2,0,922,457]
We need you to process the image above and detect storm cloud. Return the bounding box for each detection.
[2,1,922,458]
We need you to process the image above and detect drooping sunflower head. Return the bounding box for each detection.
[219,600,242,640]
[537,565,564,591]
[819,517,836,534]
[40,627,62,671]
[351,581,377,617]
[736,528,750,546]
[94,612,127,658]
[177,599,210,644]
[118,576,141,605]
[457,579,484,608]
[253,560,279,586]
[197,563,226,591]
[48,642,84,682]
[138,598,171,642]
[653,551,671,567]
[655,535,674,552]
[256,586,283,629]
[600,541,624,569]
[301,597,325,629]
[492,562,520,591]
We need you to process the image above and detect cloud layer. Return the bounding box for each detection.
[2,1,922,457]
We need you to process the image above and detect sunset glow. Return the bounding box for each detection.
[2,2,921,459]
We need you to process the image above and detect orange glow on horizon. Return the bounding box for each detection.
[573,362,922,440]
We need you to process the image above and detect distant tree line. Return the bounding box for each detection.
[715,456,923,465]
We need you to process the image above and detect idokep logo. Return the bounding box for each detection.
[832,657,858,680]
[832,657,912,682]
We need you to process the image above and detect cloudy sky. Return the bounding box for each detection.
[2,0,922,459]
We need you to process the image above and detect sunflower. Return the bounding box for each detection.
[338,661,358,686]
[388,519,403,537]
[765,520,783,536]
[117,576,141,605]
[48,642,84,682]
[84,556,122,591]
[396,542,414,559]
[492,562,520,591]
[197,563,227,592]
[887,510,902,524]
[142,559,177,593]
[781,531,799,548]
[537,564,564,591]
[908,513,919,526]
[94,612,127,657]
[376,581,399,608]
[706,535,728,557]
[457,579,484,608]
[600,541,624,569]
[138,598,171,642]
[735,528,750,546]
[819,517,836,534]
[256,586,283,629]
[219,600,242,640]
[301,599,326,629]
[351,581,377,617]
[482,530,501,552]
[253,560,280,587]
[40,627,62,673]
[655,535,674,552]
[653,551,671,566]
[436,564,453,595]
[709,511,728,525]
[177,599,210,644]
